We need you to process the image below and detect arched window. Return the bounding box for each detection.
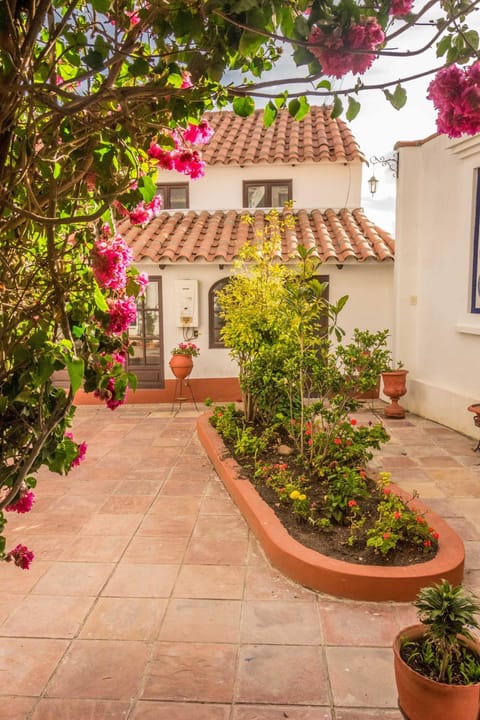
[209,278,229,348]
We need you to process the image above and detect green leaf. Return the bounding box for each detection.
[294,15,311,38]
[233,96,255,117]
[92,0,110,11]
[316,79,332,90]
[84,50,104,70]
[65,357,84,395]
[293,45,314,66]
[138,175,156,202]
[128,57,150,77]
[263,102,277,127]
[232,0,258,9]
[93,284,109,312]
[384,85,407,111]
[37,355,55,384]
[330,95,343,119]
[239,30,264,56]
[464,29,479,50]
[346,96,361,121]
[288,96,310,121]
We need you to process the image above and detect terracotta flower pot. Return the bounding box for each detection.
[393,624,480,720]
[381,369,408,418]
[169,354,193,379]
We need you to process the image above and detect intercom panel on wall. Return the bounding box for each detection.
[174,279,199,327]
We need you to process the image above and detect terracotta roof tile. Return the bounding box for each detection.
[201,106,365,166]
[122,208,394,265]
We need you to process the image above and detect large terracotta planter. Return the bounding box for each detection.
[169,354,193,379]
[393,624,480,720]
[197,413,465,602]
[382,369,409,418]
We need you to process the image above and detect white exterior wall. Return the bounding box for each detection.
[395,134,480,437]
[141,259,394,379]
[163,161,363,210]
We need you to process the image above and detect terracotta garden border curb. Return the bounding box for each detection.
[197,413,465,602]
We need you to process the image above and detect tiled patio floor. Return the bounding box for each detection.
[1,402,480,720]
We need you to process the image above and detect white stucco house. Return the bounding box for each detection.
[80,106,396,405]
[394,132,480,438]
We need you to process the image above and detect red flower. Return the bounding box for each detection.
[350,418,357,426]
[348,499,357,507]
[383,486,391,495]
[333,437,342,445]
[423,540,432,548]
[416,516,425,524]
[393,511,402,520]
[431,531,440,540]
[383,532,391,539]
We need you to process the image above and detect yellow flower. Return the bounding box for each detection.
[289,490,300,500]
[298,494,307,501]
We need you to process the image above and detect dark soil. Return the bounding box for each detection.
[400,638,480,685]
[217,425,438,568]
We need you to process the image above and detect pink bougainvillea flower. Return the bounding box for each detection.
[71,440,87,468]
[107,296,137,334]
[308,18,384,79]
[173,149,205,179]
[6,543,34,569]
[427,61,480,138]
[183,120,214,146]
[136,272,149,295]
[181,71,193,89]
[125,9,140,25]
[5,489,35,514]
[92,233,133,291]
[390,0,414,15]
[128,195,162,225]
[94,377,127,411]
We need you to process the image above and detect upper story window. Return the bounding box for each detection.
[209,278,229,348]
[471,168,480,313]
[243,180,292,209]
[157,183,189,209]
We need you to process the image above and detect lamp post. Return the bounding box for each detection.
[368,153,399,197]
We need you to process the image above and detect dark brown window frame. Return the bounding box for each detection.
[156,182,189,209]
[127,276,165,388]
[243,179,293,208]
[209,277,230,349]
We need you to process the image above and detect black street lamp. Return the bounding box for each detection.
[368,153,398,197]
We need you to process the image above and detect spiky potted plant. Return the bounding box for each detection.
[393,579,480,720]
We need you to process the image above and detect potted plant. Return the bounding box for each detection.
[393,579,480,720]
[169,341,200,379]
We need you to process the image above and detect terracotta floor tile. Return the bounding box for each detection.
[79,514,143,535]
[241,601,322,644]
[192,514,249,541]
[1,594,94,638]
[173,564,246,599]
[0,638,69,695]
[69,477,122,495]
[114,479,165,495]
[236,644,329,704]
[319,601,407,647]
[232,707,332,720]
[98,496,154,514]
[244,565,317,601]
[131,701,230,719]
[21,512,90,534]
[0,560,50,593]
[2,697,37,719]
[31,699,131,719]
[7,533,77,562]
[136,514,197,537]
[334,710,403,719]
[31,562,114,597]
[102,563,179,597]
[48,494,109,513]
[46,639,149,699]
[61,535,130,562]
[148,495,201,516]
[0,593,25,625]
[160,477,210,496]
[122,536,188,564]
[325,646,398,707]
[142,642,236,702]
[184,538,249,565]
[80,597,167,640]
[158,598,241,643]
[199,493,239,514]
[416,455,463,468]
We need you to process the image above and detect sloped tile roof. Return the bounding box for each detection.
[201,106,365,165]
[122,208,394,264]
